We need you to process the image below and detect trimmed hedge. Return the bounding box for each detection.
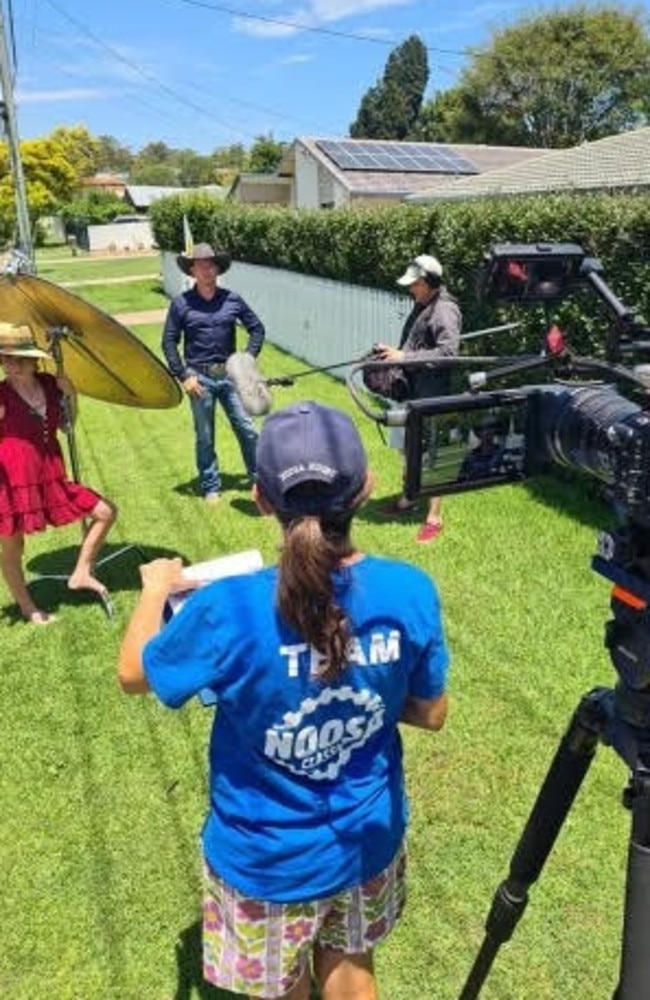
[149,192,650,358]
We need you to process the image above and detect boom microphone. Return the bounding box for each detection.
[226,351,274,416]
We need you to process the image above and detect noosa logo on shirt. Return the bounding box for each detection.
[264,686,385,781]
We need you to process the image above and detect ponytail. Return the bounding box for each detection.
[277,512,354,683]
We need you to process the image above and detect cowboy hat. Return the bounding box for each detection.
[0,322,52,359]
[176,243,231,276]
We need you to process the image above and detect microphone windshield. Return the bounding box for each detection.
[226,351,273,416]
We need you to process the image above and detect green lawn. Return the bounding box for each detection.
[0,274,632,999]
[36,252,161,284]
[63,278,169,315]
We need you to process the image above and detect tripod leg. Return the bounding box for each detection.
[616,766,650,999]
[458,688,611,1000]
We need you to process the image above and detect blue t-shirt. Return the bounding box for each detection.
[143,555,449,902]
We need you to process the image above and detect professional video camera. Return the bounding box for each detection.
[348,243,650,999]
[351,242,650,519]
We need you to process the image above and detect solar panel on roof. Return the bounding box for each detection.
[316,140,477,175]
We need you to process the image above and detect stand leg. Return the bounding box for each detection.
[30,545,146,619]
[616,766,650,999]
[458,689,611,1000]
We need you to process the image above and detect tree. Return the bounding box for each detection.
[129,162,179,186]
[248,134,285,173]
[213,144,247,171]
[0,135,78,233]
[57,191,128,229]
[350,35,429,139]
[49,125,102,180]
[174,150,216,187]
[412,87,490,143]
[418,6,650,147]
[95,135,133,174]
[137,141,174,164]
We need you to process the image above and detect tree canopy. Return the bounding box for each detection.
[350,35,429,140]
[417,5,650,147]
[247,134,286,174]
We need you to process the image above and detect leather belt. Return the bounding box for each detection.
[194,362,227,378]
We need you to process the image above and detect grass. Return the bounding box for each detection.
[64,278,169,315]
[36,252,161,285]
[0,266,632,1000]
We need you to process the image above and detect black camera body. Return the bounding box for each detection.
[403,382,650,527]
[479,241,594,305]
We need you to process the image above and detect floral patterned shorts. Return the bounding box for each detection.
[202,842,407,998]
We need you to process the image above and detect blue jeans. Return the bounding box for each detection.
[189,374,258,496]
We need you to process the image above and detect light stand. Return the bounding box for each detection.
[30,327,145,619]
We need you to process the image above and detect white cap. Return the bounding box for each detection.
[396,254,443,287]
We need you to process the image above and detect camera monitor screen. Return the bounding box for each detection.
[403,393,530,499]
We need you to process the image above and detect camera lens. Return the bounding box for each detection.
[538,385,640,483]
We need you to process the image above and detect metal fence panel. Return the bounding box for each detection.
[162,253,410,380]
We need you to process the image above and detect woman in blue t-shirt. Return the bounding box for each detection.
[118,400,450,1000]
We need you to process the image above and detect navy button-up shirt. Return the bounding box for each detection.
[162,286,266,380]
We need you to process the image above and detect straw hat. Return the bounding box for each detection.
[0,322,52,359]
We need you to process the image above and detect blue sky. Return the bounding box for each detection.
[11,0,650,155]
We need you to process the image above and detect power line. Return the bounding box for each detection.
[40,0,264,141]
[40,0,342,140]
[172,0,479,58]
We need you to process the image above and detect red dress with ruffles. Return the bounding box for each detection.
[0,373,101,537]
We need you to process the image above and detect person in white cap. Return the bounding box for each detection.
[375,254,461,542]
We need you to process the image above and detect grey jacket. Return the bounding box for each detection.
[398,288,462,399]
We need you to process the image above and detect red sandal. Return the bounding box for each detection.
[416,521,443,543]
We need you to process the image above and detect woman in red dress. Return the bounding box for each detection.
[0,322,117,624]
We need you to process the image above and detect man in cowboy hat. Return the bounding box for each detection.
[375,253,462,543]
[162,243,266,504]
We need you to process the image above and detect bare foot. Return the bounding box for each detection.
[68,571,108,598]
[23,609,57,625]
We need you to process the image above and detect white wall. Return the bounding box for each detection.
[87,220,155,253]
[294,145,320,209]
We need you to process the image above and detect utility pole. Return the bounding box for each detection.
[0,0,34,268]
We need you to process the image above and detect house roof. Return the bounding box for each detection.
[279,137,550,198]
[81,173,127,189]
[407,127,650,202]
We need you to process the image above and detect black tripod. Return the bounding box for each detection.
[459,523,650,1000]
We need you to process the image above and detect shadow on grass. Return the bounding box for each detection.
[174,920,245,1000]
[15,542,193,618]
[358,495,424,526]
[173,474,252,498]
[174,919,320,1000]
[523,472,615,531]
[228,497,260,518]
[357,472,615,532]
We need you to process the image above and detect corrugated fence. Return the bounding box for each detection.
[162,252,411,380]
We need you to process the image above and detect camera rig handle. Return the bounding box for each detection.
[468,327,650,397]
[346,354,509,425]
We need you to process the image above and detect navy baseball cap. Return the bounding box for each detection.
[256,401,367,515]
